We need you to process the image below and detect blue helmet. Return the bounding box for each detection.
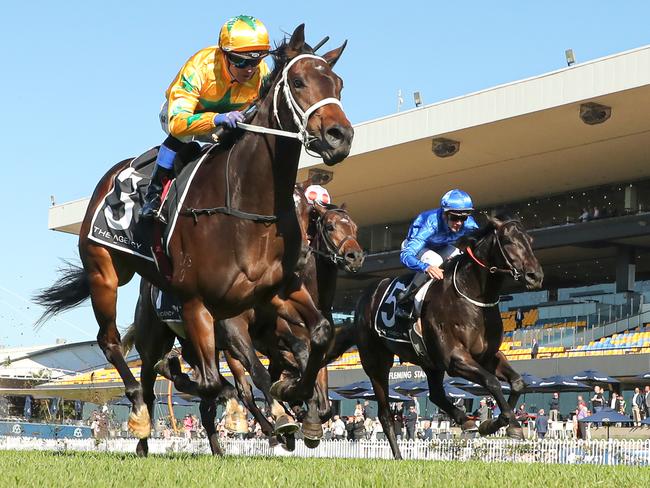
[440,189,474,214]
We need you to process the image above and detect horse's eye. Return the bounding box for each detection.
[325,223,335,231]
[293,78,305,88]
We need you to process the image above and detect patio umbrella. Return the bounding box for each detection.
[642,417,650,426]
[579,408,634,439]
[538,375,591,392]
[519,373,545,392]
[335,380,373,398]
[633,371,650,383]
[155,395,197,407]
[328,390,348,401]
[443,383,478,400]
[350,388,411,403]
[572,369,620,385]
[393,380,429,396]
[108,396,132,407]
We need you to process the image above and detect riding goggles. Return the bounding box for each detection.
[227,51,267,69]
[447,212,470,222]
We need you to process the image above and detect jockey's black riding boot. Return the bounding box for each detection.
[140,164,175,220]
[394,273,429,321]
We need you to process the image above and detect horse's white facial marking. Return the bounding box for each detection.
[316,65,325,71]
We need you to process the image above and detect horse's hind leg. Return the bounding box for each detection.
[493,351,525,439]
[358,337,401,459]
[423,368,476,432]
[134,288,176,456]
[83,245,147,436]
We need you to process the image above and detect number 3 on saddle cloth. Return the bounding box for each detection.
[87,143,207,283]
[374,274,433,361]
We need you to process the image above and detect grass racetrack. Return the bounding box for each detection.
[1,451,649,487]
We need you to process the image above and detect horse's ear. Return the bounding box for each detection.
[340,202,347,210]
[455,235,477,252]
[313,202,328,216]
[288,24,306,54]
[487,215,504,230]
[322,40,347,67]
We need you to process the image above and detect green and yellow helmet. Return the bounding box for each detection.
[219,15,270,54]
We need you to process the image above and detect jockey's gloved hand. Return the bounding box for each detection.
[214,111,244,128]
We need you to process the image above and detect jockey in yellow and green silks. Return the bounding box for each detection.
[140,14,272,220]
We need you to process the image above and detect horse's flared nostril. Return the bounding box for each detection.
[325,125,345,148]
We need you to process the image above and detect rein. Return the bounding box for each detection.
[238,54,343,156]
[185,53,342,224]
[453,224,524,307]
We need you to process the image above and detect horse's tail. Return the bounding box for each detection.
[324,321,357,364]
[33,261,90,327]
[120,322,137,356]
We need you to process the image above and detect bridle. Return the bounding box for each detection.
[236,54,343,156]
[453,223,525,308]
[466,225,523,281]
[310,208,360,269]
[196,53,343,224]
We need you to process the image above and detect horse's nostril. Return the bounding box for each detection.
[325,126,345,147]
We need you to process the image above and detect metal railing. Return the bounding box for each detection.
[1,436,648,466]
[510,307,650,349]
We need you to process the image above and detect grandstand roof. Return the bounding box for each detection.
[0,340,138,387]
[48,44,650,233]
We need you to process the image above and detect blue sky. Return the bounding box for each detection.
[1,1,649,347]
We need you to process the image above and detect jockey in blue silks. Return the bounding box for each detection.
[395,188,479,320]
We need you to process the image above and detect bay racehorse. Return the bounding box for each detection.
[122,189,363,455]
[224,195,364,446]
[34,24,353,449]
[356,216,543,459]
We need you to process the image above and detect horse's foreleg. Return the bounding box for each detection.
[449,352,518,438]
[269,286,332,403]
[85,248,146,436]
[423,368,476,432]
[493,351,526,438]
[225,351,277,439]
[199,397,224,456]
[182,299,235,400]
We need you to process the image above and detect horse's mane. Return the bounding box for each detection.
[258,39,315,101]
[441,213,521,273]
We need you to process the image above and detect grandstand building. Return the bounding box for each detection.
[42,45,650,414]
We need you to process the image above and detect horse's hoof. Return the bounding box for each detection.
[478,420,499,437]
[128,405,151,439]
[270,380,296,401]
[274,415,300,435]
[461,419,479,432]
[136,439,149,457]
[304,437,321,449]
[302,421,323,441]
[153,359,172,380]
[506,425,525,440]
[283,434,296,452]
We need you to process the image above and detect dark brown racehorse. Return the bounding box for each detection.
[356,217,543,459]
[34,25,353,448]
[225,195,364,446]
[123,189,363,456]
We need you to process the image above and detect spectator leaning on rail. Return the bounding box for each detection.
[395,189,479,320]
[140,15,271,219]
[549,392,560,422]
[535,409,549,439]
